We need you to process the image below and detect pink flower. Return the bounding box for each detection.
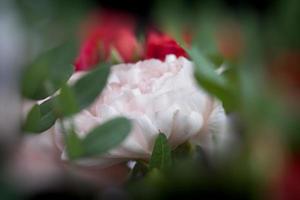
[55,55,227,167]
[75,10,140,71]
[144,31,189,61]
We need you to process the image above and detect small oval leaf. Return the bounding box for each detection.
[82,117,132,157]
[66,129,84,160]
[72,63,110,110]
[149,133,172,171]
[57,84,80,116]
[22,99,57,133]
[22,105,41,133]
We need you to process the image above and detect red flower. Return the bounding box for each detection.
[74,35,101,71]
[113,28,140,62]
[75,10,140,71]
[269,51,300,108]
[271,51,300,91]
[144,31,188,61]
[272,154,300,200]
[216,22,244,60]
[182,29,193,47]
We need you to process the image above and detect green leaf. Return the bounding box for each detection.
[56,84,79,116]
[149,133,172,171]
[189,47,227,87]
[188,47,236,111]
[22,63,111,132]
[53,63,110,117]
[21,59,49,99]
[21,41,76,100]
[22,105,41,133]
[82,117,131,157]
[72,63,110,110]
[22,98,57,133]
[207,53,225,67]
[65,129,84,160]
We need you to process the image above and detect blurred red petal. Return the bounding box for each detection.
[75,36,101,71]
[274,155,300,200]
[144,31,188,61]
[75,9,140,71]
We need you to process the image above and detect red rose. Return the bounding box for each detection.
[74,35,101,71]
[144,31,188,61]
[75,10,140,71]
[113,28,140,62]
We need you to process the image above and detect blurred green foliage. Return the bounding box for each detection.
[21,41,76,100]
[12,0,300,198]
[189,47,237,111]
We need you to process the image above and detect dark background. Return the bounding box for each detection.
[96,0,272,23]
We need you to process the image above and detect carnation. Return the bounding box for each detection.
[55,55,226,166]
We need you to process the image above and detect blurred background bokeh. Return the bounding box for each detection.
[0,0,299,199]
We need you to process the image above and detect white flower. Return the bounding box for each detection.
[54,55,227,166]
